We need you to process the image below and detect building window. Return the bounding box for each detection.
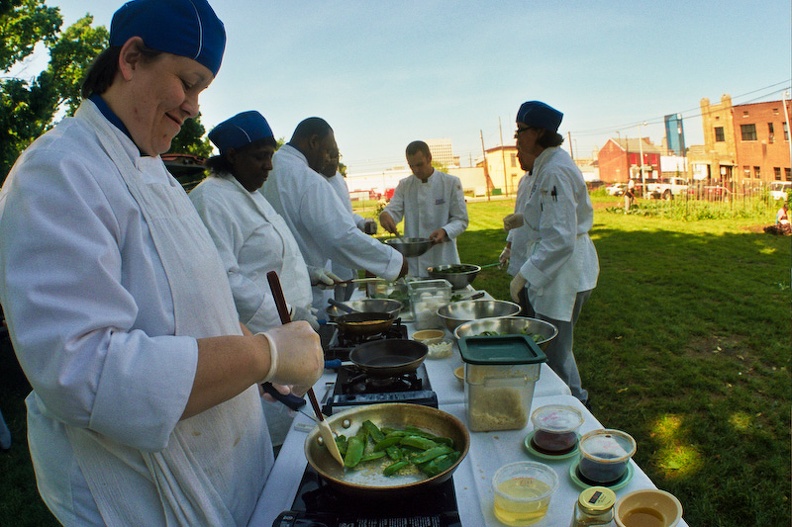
[754,166,761,179]
[740,124,757,141]
[714,126,725,142]
[510,153,517,168]
[786,168,791,181]
[774,167,781,180]
[784,122,789,141]
[743,166,751,178]
[768,122,774,143]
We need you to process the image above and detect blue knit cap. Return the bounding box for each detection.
[516,101,563,132]
[209,111,274,153]
[110,0,226,77]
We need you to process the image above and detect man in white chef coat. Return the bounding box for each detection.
[261,117,407,316]
[319,146,378,301]
[379,140,469,277]
[508,100,599,406]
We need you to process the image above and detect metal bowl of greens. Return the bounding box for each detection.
[427,264,481,289]
[453,316,558,351]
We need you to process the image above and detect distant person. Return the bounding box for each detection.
[319,145,378,301]
[261,117,407,317]
[624,179,636,212]
[508,100,599,407]
[501,148,537,316]
[379,140,469,277]
[777,203,791,234]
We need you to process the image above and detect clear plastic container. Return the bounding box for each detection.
[459,335,546,432]
[408,279,452,330]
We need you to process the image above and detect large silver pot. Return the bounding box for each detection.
[304,403,469,498]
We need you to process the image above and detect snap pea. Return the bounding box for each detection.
[362,420,385,442]
[359,451,386,463]
[373,435,403,451]
[383,460,411,477]
[334,434,348,456]
[419,451,461,477]
[412,445,454,465]
[400,435,439,450]
[343,436,365,468]
[385,445,403,461]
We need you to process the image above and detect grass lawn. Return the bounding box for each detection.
[1,193,789,526]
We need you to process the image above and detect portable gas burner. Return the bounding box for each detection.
[322,362,438,415]
[272,464,461,527]
[318,319,409,362]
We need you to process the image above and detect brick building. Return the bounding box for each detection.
[597,137,663,183]
[689,94,791,186]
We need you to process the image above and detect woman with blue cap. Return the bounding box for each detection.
[190,111,329,447]
[507,100,600,407]
[0,1,324,525]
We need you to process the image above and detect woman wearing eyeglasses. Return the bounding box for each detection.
[508,101,599,408]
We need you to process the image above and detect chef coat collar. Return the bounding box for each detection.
[89,94,149,156]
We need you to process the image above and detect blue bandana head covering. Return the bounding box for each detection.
[110,0,226,77]
[516,101,563,133]
[209,111,275,153]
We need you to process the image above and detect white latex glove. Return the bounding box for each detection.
[503,213,524,231]
[290,305,320,331]
[308,266,342,288]
[499,247,511,267]
[509,274,528,303]
[258,322,323,386]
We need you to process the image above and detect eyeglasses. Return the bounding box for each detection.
[514,127,531,139]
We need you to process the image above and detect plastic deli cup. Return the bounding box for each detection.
[492,461,558,526]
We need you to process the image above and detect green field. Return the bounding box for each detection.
[1,193,790,526]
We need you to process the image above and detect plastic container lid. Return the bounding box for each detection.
[531,404,584,433]
[459,334,547,365]
[578,486,616,514]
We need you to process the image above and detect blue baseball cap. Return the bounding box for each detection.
[209,111,275,153]
[516,101,563,133]
[110,0,226,77]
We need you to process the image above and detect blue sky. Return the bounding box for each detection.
[45,1,792,175]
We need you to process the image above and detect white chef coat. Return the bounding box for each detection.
[323,171,365,282]
[189,173,313,333]
[382,169,469,277]
[261,145,403,313]
[517,147,599,321]
[0,101,270,525]
[506,171,534,276]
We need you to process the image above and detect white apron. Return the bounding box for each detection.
[65,104,270,526]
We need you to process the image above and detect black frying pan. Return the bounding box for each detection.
[333,312,395,338]
[349,338,428,377]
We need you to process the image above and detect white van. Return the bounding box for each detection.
[769,181,791,201]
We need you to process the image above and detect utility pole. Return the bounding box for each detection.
[498,117,508,196]
[480,130,491,201]
[567,132,574,160]
[639,122,646,197]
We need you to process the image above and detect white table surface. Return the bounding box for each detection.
[248,288,687,526]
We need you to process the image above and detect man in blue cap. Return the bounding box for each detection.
[0,1,325,525]
[506,101,600,407]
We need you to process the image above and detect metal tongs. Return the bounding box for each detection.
[265,271,345,467]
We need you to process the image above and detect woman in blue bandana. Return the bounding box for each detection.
[0,1,323,524]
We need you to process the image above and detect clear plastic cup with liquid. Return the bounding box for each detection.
[492,461,559,526]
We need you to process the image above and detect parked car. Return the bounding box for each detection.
[645,177,688,200]
[769,181,791,201]
[605,183,626,196]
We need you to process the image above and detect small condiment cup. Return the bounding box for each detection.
[491,461,558,526]
[578,429,636,485]
[412,329,445,345]
[614,488,683,527]
[530,404,584,454]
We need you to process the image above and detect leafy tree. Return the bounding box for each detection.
[0,1,212,184]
